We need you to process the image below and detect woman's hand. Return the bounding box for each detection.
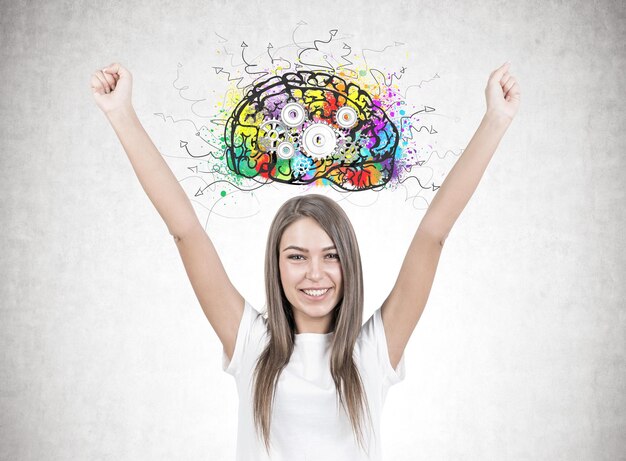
[485,62,521,122]
[90,63,133,115]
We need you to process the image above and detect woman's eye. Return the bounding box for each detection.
[287,255,304,260]
[326,253,340,260]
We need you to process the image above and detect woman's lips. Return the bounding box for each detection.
[300,287,332,300]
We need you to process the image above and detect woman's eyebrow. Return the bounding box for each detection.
[282,245,336,252]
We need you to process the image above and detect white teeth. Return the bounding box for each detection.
[302,288,330,297]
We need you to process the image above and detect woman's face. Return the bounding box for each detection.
[278,217,344,334]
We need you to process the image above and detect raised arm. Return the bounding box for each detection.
[91,63,244,360]
[381,63,521,369]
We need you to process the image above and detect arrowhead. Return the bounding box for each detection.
[343,43,350,49]
[180,140,188,147]
[297,20,307,25]
[212,67,223,74]
[329,29,338,36]
[432,184,440,191]
[424,106,435,112]
[268,42,273,48]
[430,126,438,134]
[195,188,204,197]
[417,161,425,166]
[241,41,248,48]
[187,166,198,173]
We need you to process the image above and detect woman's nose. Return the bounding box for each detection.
[305,259,322,281]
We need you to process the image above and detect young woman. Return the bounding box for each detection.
[91,62,520,460]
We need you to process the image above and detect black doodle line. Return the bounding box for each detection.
[217,24,353,87]
[369,66,407,88]
[180,140,224,160]
[172,63,212,118]
[240,41,270,78]
[400,73,440,99]
[153,112,200,132]
[421,148,463,163]
[214,32,228,43]
[267,43,293,71]
[271,27,352,60]
[221,45,244,69]
[291,20,309,50]
[396,180,434,207]
[334,190,381,208]
[296,29,338,72]
[212,66,245,89]
[198,191,262,230]
[361,42,404,71]
[397,174,439,192]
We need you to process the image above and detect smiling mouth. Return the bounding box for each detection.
[300,288,331,297]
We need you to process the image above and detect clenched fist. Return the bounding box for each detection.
[90,62,133,115]
[485,62,521,122]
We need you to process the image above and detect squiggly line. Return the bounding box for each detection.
[397,174,431,190]
[191,178,270,197]
[214,32,228,43]
[240,42,270,79]
[196,189,262,229]
[361,41,404,71]
[337,43,355,70]
[422,148,462,163]
[267,42,293,71]
[291,20,309,50]
[399,73,440,99]
[396,180,433,209]
[221,45,244,69]
[404,124,438,138]
[153,112,200,132]
[180,139,224,160]
[369,66,406,88]
[212,66,246,89]
[171,64,213,118]
[296,29,337,71]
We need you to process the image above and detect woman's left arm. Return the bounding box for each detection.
[381,63,521,369]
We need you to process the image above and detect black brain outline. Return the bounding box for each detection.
[224,71,399,191]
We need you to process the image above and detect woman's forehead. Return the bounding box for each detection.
[280,217,335,249]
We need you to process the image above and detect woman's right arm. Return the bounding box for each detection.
[91,63,244,360]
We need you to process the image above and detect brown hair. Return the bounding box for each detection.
[252,193,372,455]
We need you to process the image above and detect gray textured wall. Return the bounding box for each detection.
[1,0,624,459]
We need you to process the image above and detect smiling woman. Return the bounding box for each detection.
[255,194,373,457]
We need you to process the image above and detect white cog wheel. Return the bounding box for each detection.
[301,121,338,161]
[281,102,307,128]
[336,106,358,129]
[292,156,313,176]
[258,119,288,151]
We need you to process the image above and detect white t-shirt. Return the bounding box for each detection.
[222,300,406,461]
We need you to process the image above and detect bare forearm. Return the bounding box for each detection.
[418,110,512,242]
[106,106,200,238]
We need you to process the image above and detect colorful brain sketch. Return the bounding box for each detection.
[224,71,400,191]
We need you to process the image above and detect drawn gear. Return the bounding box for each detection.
[258,119,289,152]
[300,121,339,161]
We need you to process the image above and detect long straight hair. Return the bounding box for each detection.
[252,193,372,455]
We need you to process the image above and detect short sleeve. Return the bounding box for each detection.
[222,300,262,377]
[368,307,406,386]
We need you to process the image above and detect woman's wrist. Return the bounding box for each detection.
[105,104,137,124]
[483,109,513,131]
